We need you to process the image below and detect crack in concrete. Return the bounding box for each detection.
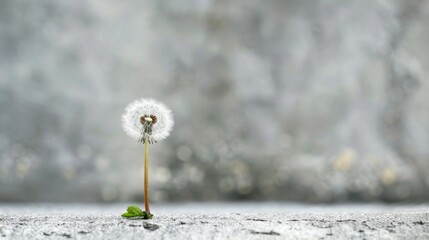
[246,218,267,222]
[249,230,280,236]
[143,222,160,231]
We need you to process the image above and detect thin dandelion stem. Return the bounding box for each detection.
[144,138,150,214]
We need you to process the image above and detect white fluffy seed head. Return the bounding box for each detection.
[122,98,174,143]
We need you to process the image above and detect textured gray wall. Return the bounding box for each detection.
[1,0,429,202]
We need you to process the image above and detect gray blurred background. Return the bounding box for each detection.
[1,0,429,203]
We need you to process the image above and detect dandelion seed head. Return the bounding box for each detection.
[122,98,174,143]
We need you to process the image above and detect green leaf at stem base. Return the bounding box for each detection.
[121,205,153,219]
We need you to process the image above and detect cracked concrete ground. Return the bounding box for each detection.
[0,203,428,239]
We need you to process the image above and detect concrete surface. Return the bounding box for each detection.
[0,203,428,239]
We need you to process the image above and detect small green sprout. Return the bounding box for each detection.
[122,205,153,219]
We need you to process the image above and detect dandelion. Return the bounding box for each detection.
[121,98,174,219]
